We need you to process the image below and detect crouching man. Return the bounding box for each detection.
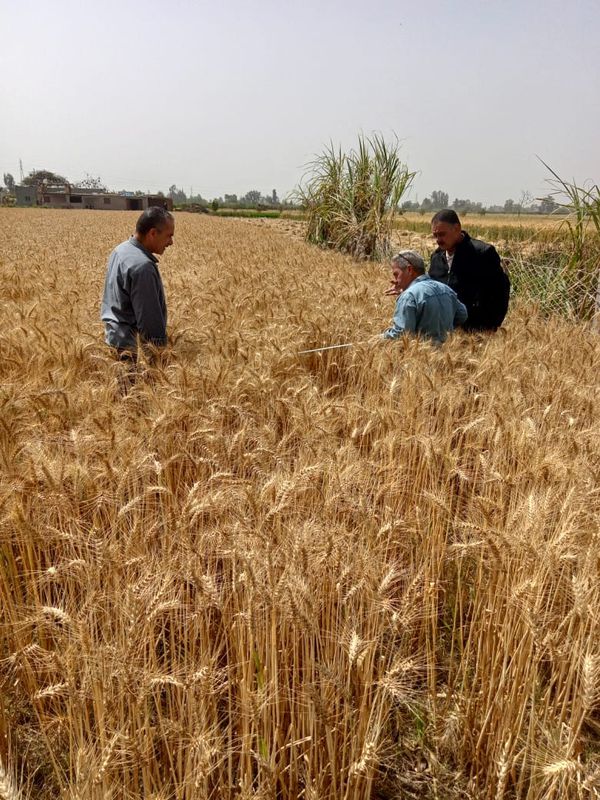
[101,206,174,360]
[381,250,467,345]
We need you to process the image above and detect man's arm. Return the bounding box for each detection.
[481,246,510,327]
[382,294,417,339]
[129,264,167,346]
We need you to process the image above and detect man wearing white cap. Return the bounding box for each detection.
[381,250,467,345]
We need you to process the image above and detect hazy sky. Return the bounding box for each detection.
[1,0,598,204]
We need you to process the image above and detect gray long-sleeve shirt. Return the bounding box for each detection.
[382,274,467,344]
[101,237,167,349]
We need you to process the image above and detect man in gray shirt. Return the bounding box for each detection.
[381,250,467,344]
[101,206,174,355]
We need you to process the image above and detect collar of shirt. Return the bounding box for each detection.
[129,236,158,263]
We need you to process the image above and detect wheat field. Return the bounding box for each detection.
[1,209,600,799]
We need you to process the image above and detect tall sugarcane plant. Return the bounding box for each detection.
[295,134,415,260]
[539,159,600,320]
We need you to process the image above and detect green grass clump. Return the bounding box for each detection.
[295,133,415,260]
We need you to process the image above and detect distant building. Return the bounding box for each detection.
[15,185,37,206]
[15,184,173,211]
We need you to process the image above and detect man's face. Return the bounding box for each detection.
[431,221,462,253]
[147,219,175,255]
[391,262,416,293]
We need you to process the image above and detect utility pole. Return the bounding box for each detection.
[19,159,24,183]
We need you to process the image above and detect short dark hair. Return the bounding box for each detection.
[136,206,174,236]
[431,209,461,226]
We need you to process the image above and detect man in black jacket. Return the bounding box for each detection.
[428,209,510,331]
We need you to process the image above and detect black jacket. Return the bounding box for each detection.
[429,232,510,331]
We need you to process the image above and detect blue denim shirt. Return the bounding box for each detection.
[101,237,167,349]
[382,274,467,344]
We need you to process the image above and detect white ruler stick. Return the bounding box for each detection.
[297,341,368,355]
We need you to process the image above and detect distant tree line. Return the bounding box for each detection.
[2,170,295,210]
[168,186,292,210]
[4,169,108,192]
[401,188,563,215]
[2,170,565,215]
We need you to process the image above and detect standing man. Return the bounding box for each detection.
[429,209,510,331]
[382,250,467,345]
[101,206,174,356]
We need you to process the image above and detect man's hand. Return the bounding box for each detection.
[384,284,402,296]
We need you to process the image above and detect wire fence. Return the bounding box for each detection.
[504,243,600,323]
